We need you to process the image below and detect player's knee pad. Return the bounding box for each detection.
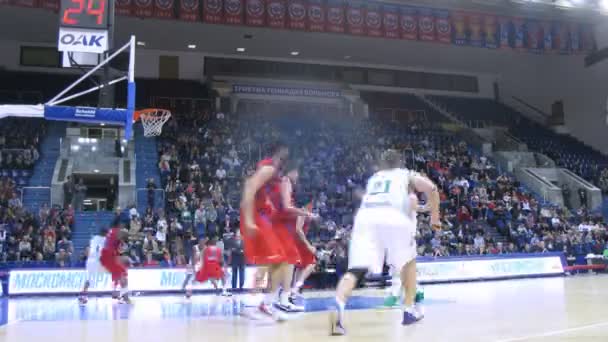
[346,268,368,282]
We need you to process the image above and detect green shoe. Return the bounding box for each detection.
[383,295,400,307]
[415,289,424,303]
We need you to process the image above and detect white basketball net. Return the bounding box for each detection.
[140,109,171,137]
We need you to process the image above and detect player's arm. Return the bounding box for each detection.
[295,216,316,254]
[240,165,276,231]
[280,178,313,218]
[411,174,441,228]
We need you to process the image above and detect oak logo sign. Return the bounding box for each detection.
[58,28,108,54]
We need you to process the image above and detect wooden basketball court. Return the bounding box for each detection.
[2,275,608,342]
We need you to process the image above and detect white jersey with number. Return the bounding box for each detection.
[86,235,106,278]
[88,236,106,263]
[360,168,417,215]
[350,168,419,274]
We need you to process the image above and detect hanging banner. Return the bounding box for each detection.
[224,0,244,24]
[202,0,224,22]
[116,0,133,16]
[382,4,399,39]
[498,16,510,49]
[541,21,552,53]
[483,14,498,49]
[346,0,365,35]
[326,0,345,33]
[451,11,466,45]
[134,0,154,17]
[418,7,435,41]
[435,9,450,44]
[365,2,382,37]
[267,0,286,28]
[40,0,59,11]
[179,0,200,21]
[287,0,307,30]
[154,0,175,18]
[307,0,325,32]
[513,17,525,50]
[245,0,265,26]
[203,0,223,22]
[569,23,580,53]
[555,22,569,54]
[400,6,417,40]
[467,13,483,47]
[526,19,541,52]
[581,24,595,53]
[12,0,37,8]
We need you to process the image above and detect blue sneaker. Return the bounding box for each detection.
[329,309,346,336]
[402,307,424,325]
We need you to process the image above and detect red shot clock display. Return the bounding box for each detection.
[60,0,109,29]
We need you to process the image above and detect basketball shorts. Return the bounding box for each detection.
[195,263,224,283]
[240,212,286,265]
[348,207,417,275]
[100,250,127,282]
[273,220,301,265]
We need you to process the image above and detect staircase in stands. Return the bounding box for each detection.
[134,125,163,213]
[22,122,65,214]
[72,211,116,255]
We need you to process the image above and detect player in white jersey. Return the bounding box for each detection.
[330,150,441,335]
[79,228,108,304]
[182,238,205,298]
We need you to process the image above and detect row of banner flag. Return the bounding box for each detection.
[5,0,596,54]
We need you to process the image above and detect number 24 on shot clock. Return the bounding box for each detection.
[57,0,110,54]
[60,0,109,29]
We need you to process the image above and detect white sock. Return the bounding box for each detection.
[120,286,128,297]
[335,297,345,321]
[294,280,304,289]
[280,291,289,305]
[390,278,402,297]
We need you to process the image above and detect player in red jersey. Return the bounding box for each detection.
[195,237,231,296]
[240,141,290,321]
[274,161,317,312]
[100,226,131,304]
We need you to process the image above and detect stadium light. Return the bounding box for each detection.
[601,0,608,10]
[236,47,246,52]
[136,41,146,46]
[188,44,196,49]
[290,51,300,56]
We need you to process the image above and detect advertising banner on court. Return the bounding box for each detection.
[8,267,264,295]
[232,85,342,97]
[417,255,564,283]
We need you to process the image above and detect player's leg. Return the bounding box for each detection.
[292,263,314,294]
[116,257,130,304]
[385,216,423,325]
[330,210,381,336]
[182,272,194,298]
[260,262,289,320]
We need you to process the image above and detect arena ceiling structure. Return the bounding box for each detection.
[0,0,605,69]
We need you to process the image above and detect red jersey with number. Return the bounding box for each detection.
[254,158,281,215]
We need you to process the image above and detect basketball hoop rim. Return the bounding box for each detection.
[133,108,171,122]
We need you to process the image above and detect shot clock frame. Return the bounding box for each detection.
[60,0,110,29]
